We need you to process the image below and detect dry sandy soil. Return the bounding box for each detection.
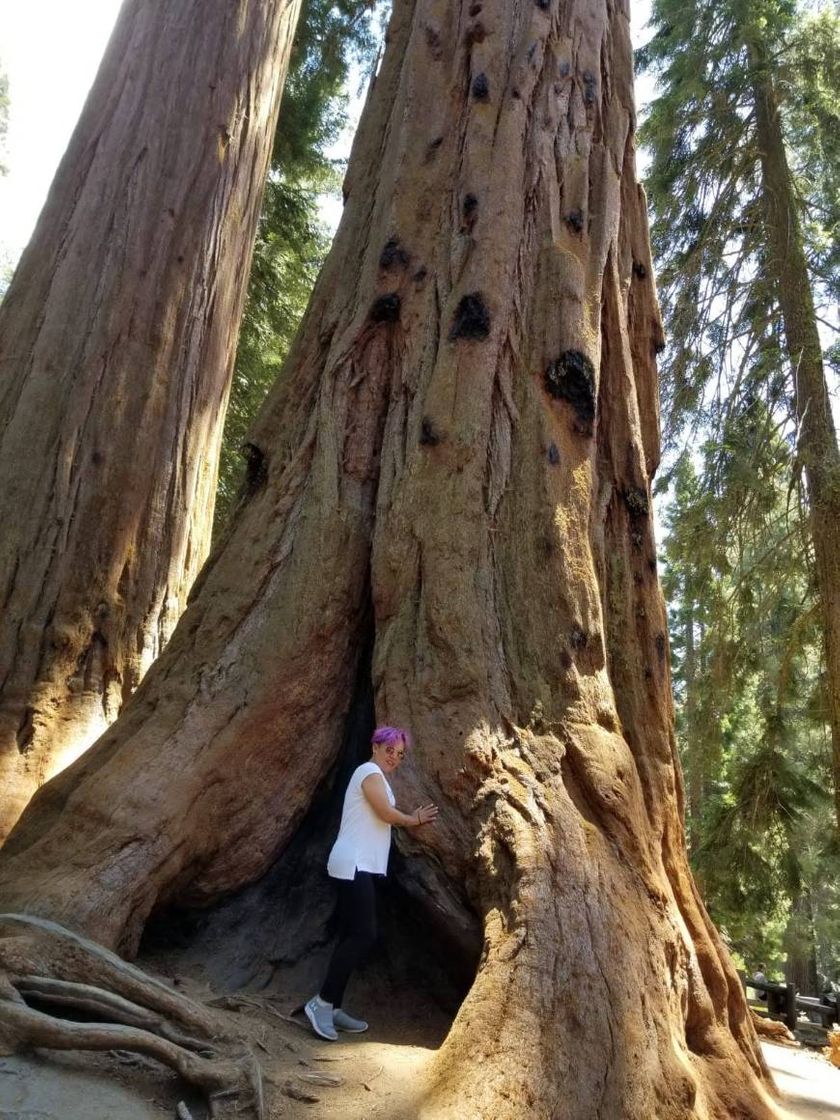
[1,973,838,1119]
[764,1042,840,1120]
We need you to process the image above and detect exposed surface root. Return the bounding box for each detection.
[751,1010,797,1046]
[0,913,264,1118]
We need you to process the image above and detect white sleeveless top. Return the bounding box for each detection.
[327,761,395,880]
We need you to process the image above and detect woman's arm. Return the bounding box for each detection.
[361,774,438,827]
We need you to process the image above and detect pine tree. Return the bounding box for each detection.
[640,0,840,829]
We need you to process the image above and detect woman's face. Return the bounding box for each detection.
[372,737,406,773]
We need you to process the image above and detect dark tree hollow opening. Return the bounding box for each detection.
[139,600,478,1038]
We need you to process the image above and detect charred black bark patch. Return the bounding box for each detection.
[449,292,490,341]
[544,350,596,432]
[243,442,267,494]
[472,73,490,100]
[413,266,428,285]
[466,21,487,46]
[656,633,667,663]
[582,70,597,104]
[653,335,667,356]
[623,486,649,519]
[547,442,560,466]
[564,208,584,234]
[632,261,647,280]
[469,3,482,16]
[425,25,443,60]
[379,238,410,271]
[370,293,401,323]
[420,417,440,446]
[536,0,551,9]
[462,193,479,231]
[570,624,587,651]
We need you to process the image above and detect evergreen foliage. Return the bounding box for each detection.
[642,0,840,983]
[638,0,838,450]
[214,0,380,529]
[662,431,839,976]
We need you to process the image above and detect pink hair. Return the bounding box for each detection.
[371,725,411,750]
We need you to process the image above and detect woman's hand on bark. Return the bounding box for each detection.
[413,803,438,826]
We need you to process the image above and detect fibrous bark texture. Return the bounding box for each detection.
[1,0,783,1116]
[0,0,302,838]
[751,54,840,834]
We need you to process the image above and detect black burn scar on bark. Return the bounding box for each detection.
[472,73,490,100]
[632,261,647,280]
[449,292,490,340]
[547,442,560,465]
[425,26,443,60]
[370,293,401,323]
[244,442,268,494]
[544,350,596,433]
[565,208,584,234]
[570,624,587,650]
[656,633,667,662]
[379,238,410,271]
[462,193,478,231]
[582,70,597,104]
[420,417,441,446]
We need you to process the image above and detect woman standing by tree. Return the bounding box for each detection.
[305,727,438,1041]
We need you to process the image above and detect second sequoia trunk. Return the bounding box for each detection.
[0,0,302,839]
[0,1,781,1116]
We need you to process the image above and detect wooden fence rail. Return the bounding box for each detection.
[739,973,838,1033]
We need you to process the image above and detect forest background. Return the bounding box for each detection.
[1,0,838,995]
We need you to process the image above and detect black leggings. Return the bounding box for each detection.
[320,871,377,1008]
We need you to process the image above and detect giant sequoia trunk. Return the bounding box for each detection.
[751,50,840,833]
[0,0,302,839]
[0,0,782,1115]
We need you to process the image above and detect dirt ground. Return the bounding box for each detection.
[0,958,447,1120]
[764,1042,840,1120]
[2,978,839,1119]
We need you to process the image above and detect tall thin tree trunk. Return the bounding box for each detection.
[0,1,780,1115]
[683,602,704,841]
[0,0,303,840]
[751,48,840,833]
[784,877,818,997]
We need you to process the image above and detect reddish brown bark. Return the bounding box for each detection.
[0,0,782,1115]
[0,0,302,838]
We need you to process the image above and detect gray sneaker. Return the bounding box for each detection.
[333,1008,368,1033]
[304,996,337,1041]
